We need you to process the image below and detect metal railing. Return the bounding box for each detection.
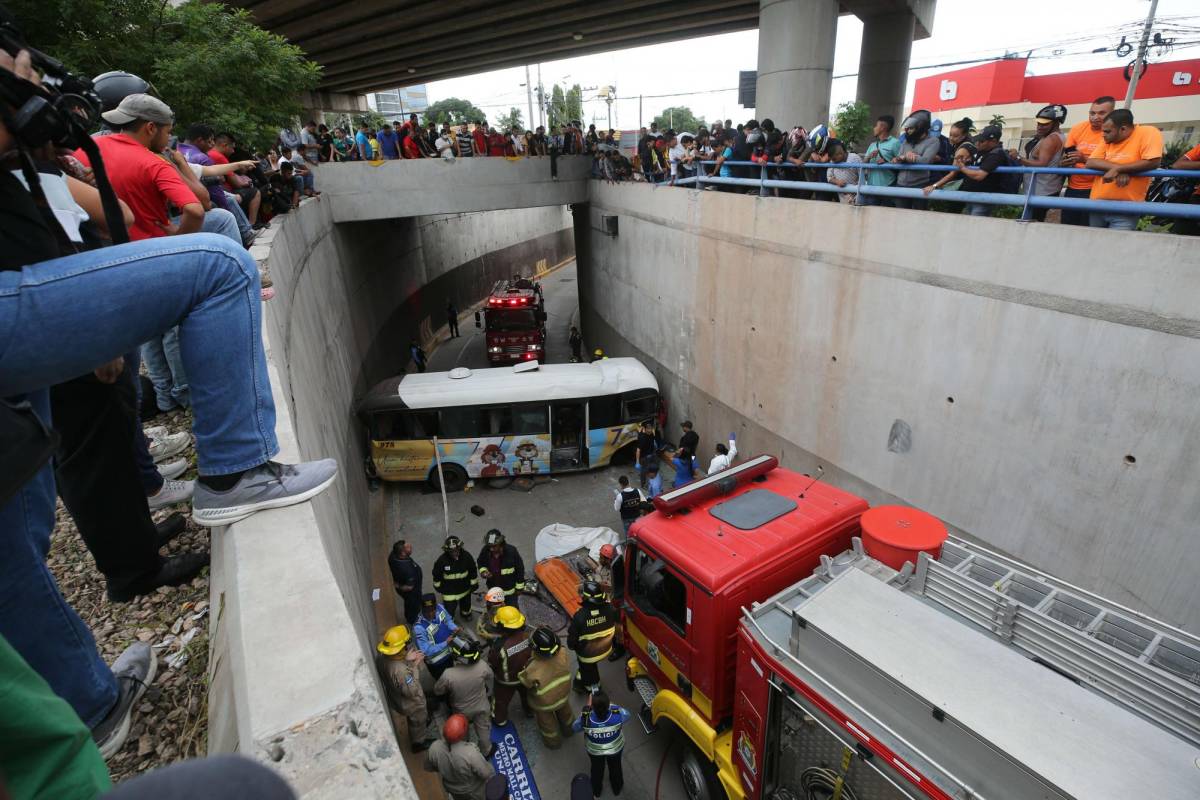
[662,160,1200,223]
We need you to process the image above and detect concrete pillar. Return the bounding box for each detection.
[756,0,838,128]
[856,11,916,127]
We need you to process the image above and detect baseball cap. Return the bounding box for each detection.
[974,125,1002,143]
[101,93,175,126]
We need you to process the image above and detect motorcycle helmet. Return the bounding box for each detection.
[900,110,932,139]
[92,71,152,113]
[1035,104,1068,126]
[807,124,830,156]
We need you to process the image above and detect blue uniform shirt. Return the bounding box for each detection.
[413,604,458,663]
[573,704,630,756]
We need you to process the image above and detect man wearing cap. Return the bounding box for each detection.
[1010,105,1067,222]
[434,536,478,620]
[414,593,459,679]
[924,124,1007,216]
[1085,108,1163,230]
[424,713,495,800]
[376,626,434,752]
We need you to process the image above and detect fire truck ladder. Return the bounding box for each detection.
[911,537,1200,748]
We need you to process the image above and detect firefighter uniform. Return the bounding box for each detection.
[489,608,533,725]
[434,537,478,619]
[376,626,432,752]
[435,645,495,752]
[568,583,618,693]
[477,530,525,606]
[519,630,574,749]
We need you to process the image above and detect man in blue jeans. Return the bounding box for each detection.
[0,46,337,756]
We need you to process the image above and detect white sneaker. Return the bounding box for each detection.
[148,431,191,463]
[143,425,168,442]
[157,459,188,480]
[148,479,194,511]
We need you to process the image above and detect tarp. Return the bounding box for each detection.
[490,721,540,800]
[533,523,621,562]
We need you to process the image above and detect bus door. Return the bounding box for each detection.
[550,401,587,471]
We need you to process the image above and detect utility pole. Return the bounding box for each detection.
[536,64,545,129]
[1123,0,1159,109]
[638,95,642,129]
[525,64,535,130]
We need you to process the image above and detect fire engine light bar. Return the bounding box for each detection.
[652,454,778,514]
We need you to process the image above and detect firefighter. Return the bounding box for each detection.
[434,535,478,620]
[519,626,574,749]
[489,606,533,725]
[424,713,496,800]
[476,529,525,607]
[414,593,459,679]
[475,587,506,645]
[572,689,631,798]
[435,636,495,757]
[594,545,627,662]
[567,580,618,693]
[376,626,434,752]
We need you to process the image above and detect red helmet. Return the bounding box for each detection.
[599,544,616,561]
[444,713,469,744]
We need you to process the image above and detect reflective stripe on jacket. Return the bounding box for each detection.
[519,648,572,712]
[574,705,631,756]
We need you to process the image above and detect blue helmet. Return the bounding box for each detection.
[807,124,830,155]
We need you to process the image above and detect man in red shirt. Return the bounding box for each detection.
[486,126,508,158]
[73,94,203,241]
[472,120,488,158]
[209,132,261,227]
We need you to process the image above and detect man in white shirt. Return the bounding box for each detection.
[706,433,738,474]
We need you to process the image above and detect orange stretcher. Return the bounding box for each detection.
[533,550,597,618]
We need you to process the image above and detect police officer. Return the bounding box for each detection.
[414,593,459,679]
[476,530,525,607]
[612,475,644,535]
[519,627,574,749]
[567,580,618,694]
[435,637,496,757]
[489,606,533,725]
[376,626,434,752]
[434,535,478,620]
[424,713,496,800]
[476,587,506,645]
[572,689,631,798]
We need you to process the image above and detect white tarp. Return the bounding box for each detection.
[534,523,621,563]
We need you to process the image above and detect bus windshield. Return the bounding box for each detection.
[486,307,540,331]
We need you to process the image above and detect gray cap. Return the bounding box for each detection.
[101,93,174,126]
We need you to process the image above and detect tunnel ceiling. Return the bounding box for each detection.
[225,0,933,95]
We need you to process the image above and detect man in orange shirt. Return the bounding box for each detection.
[1085,108,1162,231]
[1172,142,1200,236]
[1061,96,1115,226]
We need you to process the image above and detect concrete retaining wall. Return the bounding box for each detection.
[207,195,572,794]
[579,182,1200,632]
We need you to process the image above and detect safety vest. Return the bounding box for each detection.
[618,487,642,520]
[583,706,628,756]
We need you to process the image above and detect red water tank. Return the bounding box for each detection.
[860,505,947,571]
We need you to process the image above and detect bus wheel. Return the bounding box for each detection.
[678,741,725,800]
[428,463,469,493]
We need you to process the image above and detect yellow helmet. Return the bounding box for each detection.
[377,625,411,655]
[494,605,526,631]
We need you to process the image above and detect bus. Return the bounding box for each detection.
[358,358,660,490]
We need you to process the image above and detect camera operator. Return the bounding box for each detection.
[0,44,337,757]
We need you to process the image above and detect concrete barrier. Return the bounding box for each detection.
[578,181,1200,633]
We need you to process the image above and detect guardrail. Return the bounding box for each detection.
[666,160,1200,223]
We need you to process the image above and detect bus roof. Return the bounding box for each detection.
[632,467,869,589]
[359,358,658,413]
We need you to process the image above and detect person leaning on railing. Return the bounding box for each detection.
[1169,141,1200,236]
[1083,108,1162,231]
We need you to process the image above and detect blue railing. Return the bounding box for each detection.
[666,161,1200,223]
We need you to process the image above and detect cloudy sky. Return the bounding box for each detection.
[422,0,1199,130]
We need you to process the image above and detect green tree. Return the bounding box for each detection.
[989,113,1006,129]
[496,107,523,132]
[565,84,583,123]
[652,106,705,133]
[9,0,321,149]
[357,110,391,133]
[425,97,487,126]
[832,100,872,150]
[548,85,567,128]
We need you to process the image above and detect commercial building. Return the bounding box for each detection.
[912,57,1200,149]
[369,85,430,123]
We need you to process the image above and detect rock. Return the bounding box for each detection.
[137,735,154,757]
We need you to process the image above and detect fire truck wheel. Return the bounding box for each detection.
[677,740,725,800]
[428,463,469,493]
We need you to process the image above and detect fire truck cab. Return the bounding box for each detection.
[477,278,546,364]
[623,456,1200,800]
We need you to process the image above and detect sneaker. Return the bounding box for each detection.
[143,425,168,442]
[192,459,338,528]
[147,479,194,511]
[107,551,210,603]
[148,431,191,463]
[92,643,157,759]
[155,512,187,549]
[157,458,187,480]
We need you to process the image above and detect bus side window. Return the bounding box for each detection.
[512,404,549,434]
[622,391,658,423]
[484,407,513,435]
[409,411,439,439]
[439,407,483,439]
[589,395,621,429]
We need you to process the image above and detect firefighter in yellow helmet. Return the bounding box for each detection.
[376,626,434,752]
[518,626,575,749]
[590,347,607,363]
[476,587,506,645]
[567,580,617,694]
[489,606,533,726]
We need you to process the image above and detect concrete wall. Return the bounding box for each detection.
[579,182,1200,633]
[208,195,572,793]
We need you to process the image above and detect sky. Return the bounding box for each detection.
[421,0,1200,131]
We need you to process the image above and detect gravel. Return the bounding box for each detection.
[45,407,211,784]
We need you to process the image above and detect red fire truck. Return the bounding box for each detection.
[477,278,546,365]
[622,456,1200,800]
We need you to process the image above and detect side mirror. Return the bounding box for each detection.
[536,310,547,323]
[474,311,482,328]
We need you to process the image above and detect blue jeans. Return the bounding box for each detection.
[964,203,993,217]
[1089,212,1137,230]
[142,330,189,411]
[0,233,279,723]
[224,195,254,242]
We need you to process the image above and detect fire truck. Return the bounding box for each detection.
[621,456,1200,800]
[477,278,546,365]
